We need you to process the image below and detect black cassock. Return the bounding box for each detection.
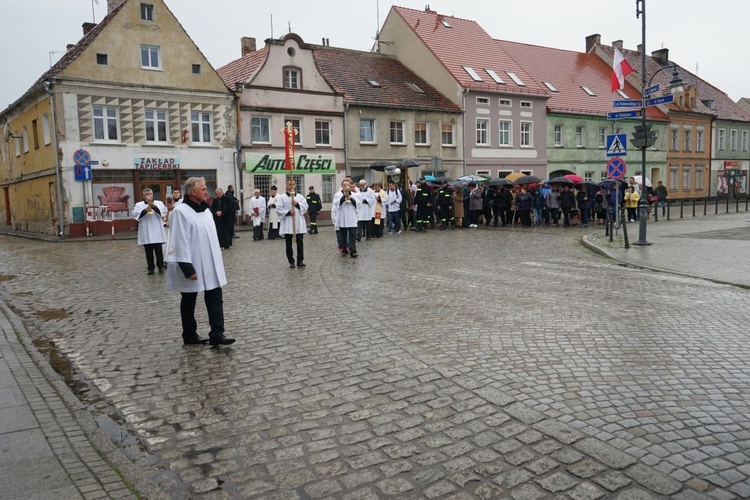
[211,196,232,249]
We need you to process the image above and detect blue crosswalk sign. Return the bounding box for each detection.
[606,134,628,157]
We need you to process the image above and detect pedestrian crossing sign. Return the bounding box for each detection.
[606,134,628,157]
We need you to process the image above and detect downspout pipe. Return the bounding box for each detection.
[44,81,65,237]
[343,102,350,176]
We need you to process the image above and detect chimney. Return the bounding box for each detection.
[82,22,96,36]
[611,40,623,50]
[652,48,669,65]
[241,37,256,56]
[636,43,643,53]
[107,0,126,13]
[66,44,75,51]
[585,33,601,53]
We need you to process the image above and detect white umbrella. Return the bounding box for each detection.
[634,175,652,188]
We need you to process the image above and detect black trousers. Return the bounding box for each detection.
[285,234,304,264]
[253,223,264,240]
[143,243,164,271]
[309,211,318,233]
[357,219,372,239]
[180,287,224,341]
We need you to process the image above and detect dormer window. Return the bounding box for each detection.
[284,67,301,89]
[440,18,452,28]
[405,82,425,94]
[485,69,505,85]
[140,3,154,21]
[542,81,558,92]
[462,66,483,82]
[505,71,525,87]
[367,79,381,88]
[581,85,596,96]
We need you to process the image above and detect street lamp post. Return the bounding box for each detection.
[633,0,684,245]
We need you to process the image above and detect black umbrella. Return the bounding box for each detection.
[433,176,454,184]
[575,181,600,191]
[370,160,397,171]
[548,176,573,185]
[488,178,514,186]
[398,159,420,168]
[512,174,541,185]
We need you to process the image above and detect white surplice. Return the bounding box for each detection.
[331,189,360,229]
[267,194,281,229]
[277,192,308,235]
[248,195,267,227]
[132,200,167,245]
[357,187,376,221]
[165,203,226,293]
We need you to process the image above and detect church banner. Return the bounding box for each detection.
[245,152,336,174]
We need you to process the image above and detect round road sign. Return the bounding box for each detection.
[73,149,91,166]
[606,157,626,180]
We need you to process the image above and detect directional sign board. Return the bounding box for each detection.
[607,110,642,120]
[612,99,642,108]
[606,134,628,157]
[74,165,92,181]
[645,84,660,96]
[645,94,674,107]
[73,149,91,166]
[606,157,627,180]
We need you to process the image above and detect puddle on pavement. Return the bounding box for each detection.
[37,308,69,321]
[0,274,15,282]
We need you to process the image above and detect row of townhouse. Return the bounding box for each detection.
[2,1,748,237]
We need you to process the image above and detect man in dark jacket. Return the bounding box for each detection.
[306,186,322,234]
[413,178,432,232]
[436,181,454,230]
[559,185,576,227]
[496,186,513,227]
[211,188,232,249]
[575,187,592,227]
[224,185,239,239]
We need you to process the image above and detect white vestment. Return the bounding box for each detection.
[132,200,167,245]
[357,187,376,221]
[331,189,360,228]
[277,192,308,235]
[248,195,267,227]
[267,194,281,229]
[165,203,227,293]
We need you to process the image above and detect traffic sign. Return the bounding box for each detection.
[645,84,660,96]
[607,110,642,120]
[73,149,91,166]
[74,165,92,181]
[612,99,641,108]
[606,157,627,180]
[606,134,628,157]
[645,94,674,107]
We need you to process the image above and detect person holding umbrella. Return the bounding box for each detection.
[575,185,592,228]
[559,185,575,227]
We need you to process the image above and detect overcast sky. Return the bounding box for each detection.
[2,0,748,110]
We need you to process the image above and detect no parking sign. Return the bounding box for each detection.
[606,157,626,180]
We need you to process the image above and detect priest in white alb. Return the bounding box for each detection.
[166,177,235,346]
[248,188,266,240]
[277,179,308,268]
[132,187,167,275]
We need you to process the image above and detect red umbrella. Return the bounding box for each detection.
[564,174,584,183]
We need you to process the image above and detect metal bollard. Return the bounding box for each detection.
[692,199,696,217]
[680,200,684,218]
[703,197,707,216]
[715,196,719,214]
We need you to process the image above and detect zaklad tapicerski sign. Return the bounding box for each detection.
[245,152,336,174]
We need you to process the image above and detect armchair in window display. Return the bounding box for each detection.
[97,186,130,214]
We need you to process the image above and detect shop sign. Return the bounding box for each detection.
[245,152,336,174]
[723,160,740,169]
[133,157,180,170]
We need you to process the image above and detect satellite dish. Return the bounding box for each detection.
[2,124,11,142]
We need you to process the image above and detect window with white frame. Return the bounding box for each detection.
[742,130,749,152]
[598,127,607,148]
[14,137,20,157]
[21,126,28,153]
[520,101,532,109]
[670,127,679,151]
[314,120,331,145]
[575,126,584,147]
[696,127,705,152]
[93,105,119,141]
[476,170,491,177]
[360,119,375,143]
[414,122,429,145]
[476,97,489,105]
[696,165,704,191]
[322,174,335,202]
[191,111,211,143]
[554,125,563,146]
[730,129,737,151]
[251,116,270,143]
[520,121,532,147]
[140,45,160,69]
[497,169,512,179]
[669,166,678,190]
[683,126,692,152]
[145,109,168,142]
[584,172,595,182]
[253,174,271,200]
[441,123,455,146]
[476,118,489,145]
[42,113,51,145]
[718,128,726,150]
[498,120,511,146]
[140,3,154,21]
[283,67,301,89]
[389,121,405,144]
[499,99,511,107]
[682,166,691,191]
[284,118,302,144]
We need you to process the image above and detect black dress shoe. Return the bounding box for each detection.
[289,262,295,268]
[209,337,236,346]
[158,266,166,274]
[147,270,155,275]
[297,262,306,267]
[183,337,209,345]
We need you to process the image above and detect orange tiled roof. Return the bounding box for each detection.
[313,47,460,112]
[391,6,546,96]
[217,47,268,88]
[499,40,668,121]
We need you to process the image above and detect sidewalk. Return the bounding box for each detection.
[0,300,165,499]
[583,210,750,288]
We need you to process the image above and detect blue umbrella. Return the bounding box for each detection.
[423,175,437,182]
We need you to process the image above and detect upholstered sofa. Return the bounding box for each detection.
[97,186,130,214]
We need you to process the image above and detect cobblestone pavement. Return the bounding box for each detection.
[0,218,748,499]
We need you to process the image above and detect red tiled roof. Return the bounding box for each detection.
[499,40,667,121]
[313,48,460,112]
[391,6,546,96]
[31,0,128,89]
[217,47,268,88]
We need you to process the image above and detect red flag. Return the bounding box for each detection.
[611,47,634,92]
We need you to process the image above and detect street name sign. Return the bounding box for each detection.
[607,110,642,120]
[645,94,674,107]
[612,99,642,108]
[645,84,660,96]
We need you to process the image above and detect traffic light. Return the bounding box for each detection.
[631,124,657,149]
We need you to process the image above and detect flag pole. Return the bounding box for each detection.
[283,121,298,243]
